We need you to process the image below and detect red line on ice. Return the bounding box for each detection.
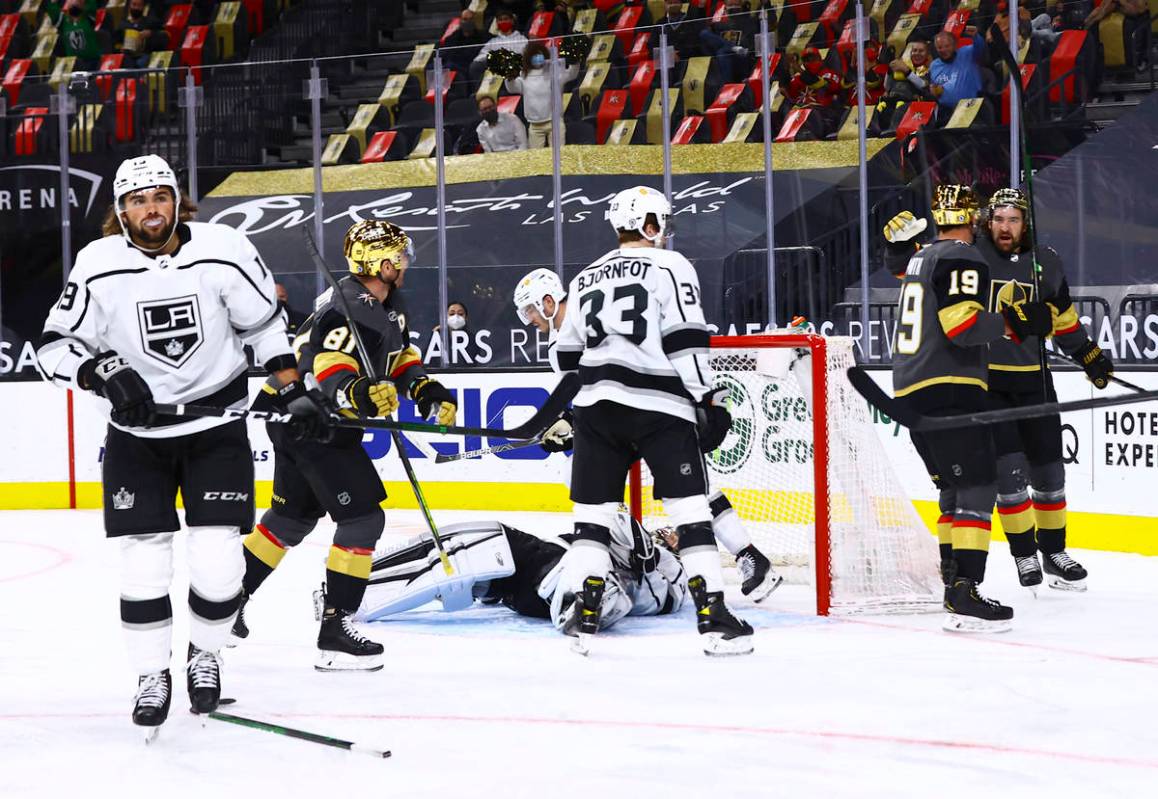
[0,540,74,583]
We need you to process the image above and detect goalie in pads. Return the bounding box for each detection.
[356,508,686,630]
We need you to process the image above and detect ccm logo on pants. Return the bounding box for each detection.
[202,491,250,501]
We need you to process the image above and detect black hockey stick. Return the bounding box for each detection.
[434,436,544,463]
[1045,349,1147,393]
[151,399,576,440]
[208,711,390,758]
[847,366,1158,431]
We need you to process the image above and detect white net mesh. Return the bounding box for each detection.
[633,335,942,615]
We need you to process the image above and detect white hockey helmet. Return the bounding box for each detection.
[113,154,180,208]
[605,185,671,242]
[513,267,567,324]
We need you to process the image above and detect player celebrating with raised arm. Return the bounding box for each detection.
[234,220,457,672]
[551,186,753,656]
[36,155,331,738]
[888,184,1053,632]
[976,189,1111,592]
[513,268,782,601]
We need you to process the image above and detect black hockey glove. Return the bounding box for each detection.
[274,376,336,443]
[1073,340,1113,390]
[1002,301,1053,343]
[540,409,573,453]
[412,378,457,426]
[695,388,733,453]
[78,351,155,427]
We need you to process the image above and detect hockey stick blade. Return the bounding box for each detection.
[434,437,543,463]
[845,367,919,428]
[208,711,391,758]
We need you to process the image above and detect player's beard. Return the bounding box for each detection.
[128,212,175,250]
[992,228,1018,254]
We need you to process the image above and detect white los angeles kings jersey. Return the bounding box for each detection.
[38,222,293,438]
[555,246,711,422]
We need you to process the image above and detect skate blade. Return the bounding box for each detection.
[315,651,384,672]
[1021,584,1039,598]
[701,632,754,657]
[142,725,161,745]
[1046,575,1087,592]
[942,613,1012,634]
[746,574,785,604]
[570,633,592,657]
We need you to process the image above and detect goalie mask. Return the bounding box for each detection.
[606,186,671,243]
[930,184,980,228]
[344,220,413,277]
[513,267,567,325]
[113,154,181,252]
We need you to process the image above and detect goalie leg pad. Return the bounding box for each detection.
[121,533,175,675]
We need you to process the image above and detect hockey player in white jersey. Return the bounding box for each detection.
[552,186,754,655]
[355,508,685,630]
[514,267,783,602]
[36,155,330,737]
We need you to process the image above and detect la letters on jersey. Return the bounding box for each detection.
[576,259,651,292]
[136,295,204,368]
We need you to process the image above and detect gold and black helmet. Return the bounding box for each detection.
[930,184,980,227]
[987,187,1029,214]
[343,220,412,277]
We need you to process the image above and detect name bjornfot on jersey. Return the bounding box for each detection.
[576,258,651,291]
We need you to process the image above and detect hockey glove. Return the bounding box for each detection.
[696,388,733,454]
[540,409,573,453]
[274,376,336,442]
[344,376,400,418]
[78,351,155,427]
[883,211,927,244]
[412,378,457,425]
[1003,301,1054,343]
[1073,340,1113,390]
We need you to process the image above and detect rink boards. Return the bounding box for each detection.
[0,370,1154,555]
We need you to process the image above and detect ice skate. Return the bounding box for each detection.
[316,609,384,672]
[186,644,223,714]
[1042,551,1087,592]
[133,669,171,742]
[736,545,783,603]
[1014,554,1043,596]
[565,576,606,656]
[943,579,1013,633]
[689,576,753,656]
[227,591,250,646]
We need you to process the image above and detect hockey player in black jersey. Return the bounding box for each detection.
[235,219,457,672]
[36,155,331,736]
[886,185,1054,632]
[977,189,1111,592]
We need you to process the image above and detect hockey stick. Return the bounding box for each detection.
[434,436,544,463]
[301,226,458,580]
[151,399,576,440]
[208,711,390,758]
[1045,349,1147,393]
[847,366,1158,431]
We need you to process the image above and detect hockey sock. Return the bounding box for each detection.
[241,524,288,596]
[677,521,725,593]
[1032,491,1067,555]
[708,491,751,555]
[997,496,1037,558]
[325,544,373,612]
[187,526,243,653]
[121,533,175,675]
[950,514,991,583]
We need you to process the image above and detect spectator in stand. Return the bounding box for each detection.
[476,94,529,152]
[930,27,988,111]
[655,0,709,62]
[1029,1,1088,52]
[784,47,844,136]
[116,0,166,70]
[471,10,530,83]
[989,1,1033,49]
[698,0,760,81]
[46,0,105,71]
[504,40,580,148]
[1084,0,1147,29]
[840,39,890,107]
[877,35,941,129]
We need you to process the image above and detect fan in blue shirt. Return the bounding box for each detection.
[930,29,989,108]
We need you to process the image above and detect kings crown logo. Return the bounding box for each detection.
[112,487,135,511]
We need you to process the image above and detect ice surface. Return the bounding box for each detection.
[1,509,1156,798]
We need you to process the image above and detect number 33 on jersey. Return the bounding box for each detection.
[555,248,711,423]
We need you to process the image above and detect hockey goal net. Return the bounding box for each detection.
[629,333,941,616]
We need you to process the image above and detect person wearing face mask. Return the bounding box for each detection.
[116,0,165,69]
[475,94,528,152]
[46,0,104,70]
[877,36,941,130]
[654,0,710,62]
[472,10,530,82]
[504,41,580,148]
[784,47,843,136]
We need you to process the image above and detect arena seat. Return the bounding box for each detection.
[144,51,174,114]
[612,4,644,51]
[346,102,390,154]
[942,7,969,38]
[1047,30,1090,107]
[380,73,420,125]
[578,60,618,114]
[587,33,624,66]
[14,105,48,156]
[30,30,55,74]
[817,0,852,47]
[565,119,596,144]
[406,44,435,94]
[114,77,142,142]
[69,102,109,153]
[705,83,753,142]
[321,132,359,165]
[786,21,821,57]
[593,88,628,143]
[424,69,460,106]
[180,25,210,84]
[407,128,441,159]
[165,5,193,51]
[678,56,722,115]
[893,99,936,138]
[606,117,644,144]
[869,0,903,41]
[834,104,878,139]
[361,130,407,162]
[627,30,651,70]
[887,13,921,53]
[496,93,523,117]
[672,114,711,144]
[528,11,555,39]
[2,57,32,105]
[241,0,267,36]
[0,14,30,62]
[627,59,655,116]
[747,53,783,109]
[94,53,124,101]
[722,111,759,143]
[1001,63,1044,124]
[642,87,682,144]
[944,96,990,128]
[212,2,247,61]
[572,7,600,34]
[775,107,826,141]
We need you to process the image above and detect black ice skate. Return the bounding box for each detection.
[1042,551,1088,592]
[227,591,250,645]
[943,579,1014,633]
[1014,553,1043,595]
[736,545,783,603]
[133,669,171,742]
[316,608,384,672]
[566,576,606,656]
[688,576,754,656]
[186,644,223,714]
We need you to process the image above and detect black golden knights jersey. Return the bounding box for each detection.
[297,277,429,411]
[974,237,1093,393]
[892,238,1007,404]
